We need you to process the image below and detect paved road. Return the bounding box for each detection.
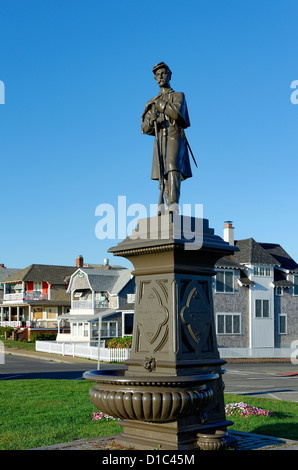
[224,362,298,402]
[0,351,124,380]
[2,350,298,403]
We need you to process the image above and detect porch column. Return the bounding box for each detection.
[17,306,20,323]
[8,306,11,322]
[92,290,95,309]
[0,307,3,322]
[28,305,32,323]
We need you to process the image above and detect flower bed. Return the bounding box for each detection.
[225,401,273,418]
[91,411,119,421]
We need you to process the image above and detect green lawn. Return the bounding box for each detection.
[225,393,298,441]
[0,379,121,450]
[1,379,298,450]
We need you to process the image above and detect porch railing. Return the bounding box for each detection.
[72,300,109,309]
[4,292,48,301]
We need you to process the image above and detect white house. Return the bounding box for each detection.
[56,266,135,344]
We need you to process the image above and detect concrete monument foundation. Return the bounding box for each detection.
[83,215,238,450]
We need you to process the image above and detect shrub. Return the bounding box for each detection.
[29,332,57,343]
[106,336,132,349]
[0,327,14,336]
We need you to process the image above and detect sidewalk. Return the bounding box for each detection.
[4,346,96,364]
[32,431,298,451]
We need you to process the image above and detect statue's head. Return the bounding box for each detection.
[152,62,172,87]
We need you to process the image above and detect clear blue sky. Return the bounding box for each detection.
[0,0,297,270]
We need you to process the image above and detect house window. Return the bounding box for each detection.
[278,314,287,334]
[72,322,89,337]
[45,307,58,319]
[101,321,117,337]
[91,321,99,339]
[294,276,298,296]
[253,267,271,276]
[124,313,134,335]
[216,313,241,334]
[34,282,42,292]
[275,286,283,296]
[215,270,234,293]
[255,299,269,318]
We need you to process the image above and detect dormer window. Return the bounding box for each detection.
[275,286,283,296]
[253,267,271,276]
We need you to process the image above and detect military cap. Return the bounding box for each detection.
[152,62,172,75]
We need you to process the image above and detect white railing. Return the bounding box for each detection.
[25,292,48,301]
[0,321,22,328]
[4,293,24,301]
[4,292,48,301]
[218,347,297,359]
[35,340,131,362]
[72,300,109,309]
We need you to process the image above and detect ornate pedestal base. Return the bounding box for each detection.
[84,215,238,450]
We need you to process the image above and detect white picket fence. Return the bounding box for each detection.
[35,341,131,362]
[36,341,297,362]
[219,347,297,360]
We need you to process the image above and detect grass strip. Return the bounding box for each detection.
[225,393,298,441]
[1,380,298,450]
[0,379,121,450]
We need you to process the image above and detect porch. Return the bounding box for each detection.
[0,304,70,330]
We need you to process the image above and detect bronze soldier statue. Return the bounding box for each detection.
[141,62,194,214]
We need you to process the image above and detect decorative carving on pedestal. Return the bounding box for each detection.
[135,280,169,354]
[84,215,238,450]
[180,280,215,355]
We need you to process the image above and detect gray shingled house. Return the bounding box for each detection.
[214,222,298,354]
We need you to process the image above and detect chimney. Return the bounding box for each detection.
[76,255,84,267]
[103,258,109,266]
[223,221,234,246]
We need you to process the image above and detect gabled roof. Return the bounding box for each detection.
[0,268,21,284]
[70,268,133,295]
[215,238,278,269]
[215,236,298,279]
[232,238,280,266]
[259,243,298,272]
[2,264,77,284]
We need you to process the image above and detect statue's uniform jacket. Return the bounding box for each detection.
[141,88,192,181]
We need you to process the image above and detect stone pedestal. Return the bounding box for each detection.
[84,215,238,450]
